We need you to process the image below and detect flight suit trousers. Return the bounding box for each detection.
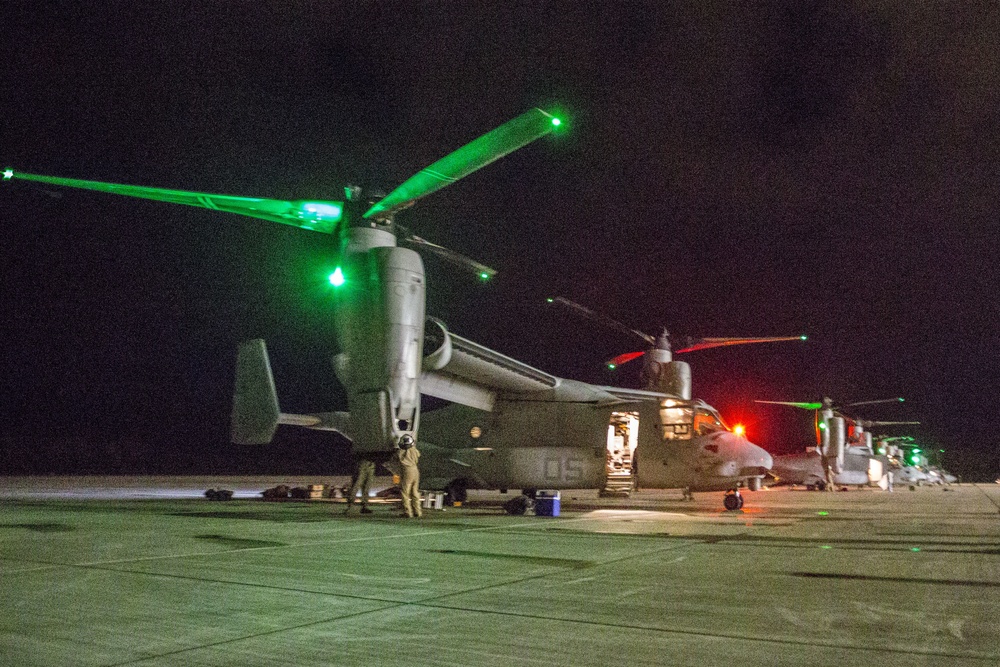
[347,462,375,509]
[400,469,422,518]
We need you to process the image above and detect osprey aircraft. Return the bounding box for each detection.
[756,397,918,489]
[6,109,781,510]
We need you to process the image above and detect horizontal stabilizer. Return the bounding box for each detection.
[231,339,280,444]
[279,411,353,440]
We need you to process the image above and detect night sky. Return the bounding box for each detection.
[2,2,997,479]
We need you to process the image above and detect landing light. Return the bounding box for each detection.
[733,424,746,437]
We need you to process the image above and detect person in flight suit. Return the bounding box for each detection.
[396,435,422,518]
[345,458,376,514]
[824,462,837,492]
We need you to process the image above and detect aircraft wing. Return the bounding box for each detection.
[421,330,673,410]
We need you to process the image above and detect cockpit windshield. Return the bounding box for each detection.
[693,407,727,435]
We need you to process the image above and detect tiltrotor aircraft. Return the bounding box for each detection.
[877,438,956,486]
[756,397,917,489]
[5,110,783,511]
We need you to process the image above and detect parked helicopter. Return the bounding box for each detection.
[5,108,563,465]
[877,438,956,486]
[756,397,917,489]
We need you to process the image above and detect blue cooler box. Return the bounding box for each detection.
[534,490,560,517]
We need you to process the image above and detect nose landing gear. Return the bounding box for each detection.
[723,489,744,511]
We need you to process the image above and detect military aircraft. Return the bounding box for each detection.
[5,108,563,467]
[756,397,917,489]
[877,438,956,486]
[5,111,782,511]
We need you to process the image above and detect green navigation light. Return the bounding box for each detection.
[818,422,827,430]
[479,272,490,281]
[800,335,808,340]
[2,168,13,180]
[607,363,617,370]
[820,545,832,549]
[818,511,829,516]
[329,267,345,287]
[551,117,562,127]
[546,298,554,303]
[913,448,921,454]
[910,547,921,552]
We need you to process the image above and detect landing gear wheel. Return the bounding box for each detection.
[723,491,744,511]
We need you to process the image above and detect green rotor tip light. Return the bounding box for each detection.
[329,267,345,287]
[2,168,12,180]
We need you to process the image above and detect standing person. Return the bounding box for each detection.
[824,462,837,492]
[396,435,422,518]
[345,458,376,514]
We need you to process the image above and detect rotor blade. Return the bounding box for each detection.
[675,335,808,354]
[548,297,655,345]
[364,107,561,219]
[841,397,906,409]
[754,400,824,410]
[3,168,344,233]
[401,233,497,280]
[858,420,921,427]
[606,351,646,368]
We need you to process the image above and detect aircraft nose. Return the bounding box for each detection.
[714,434,772,476]
[748,442,773,470]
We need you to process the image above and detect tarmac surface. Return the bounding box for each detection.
[2,476,999,666]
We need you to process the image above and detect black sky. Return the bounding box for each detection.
[2,1,997,479]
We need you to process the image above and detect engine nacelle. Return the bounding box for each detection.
[826,416,846,473]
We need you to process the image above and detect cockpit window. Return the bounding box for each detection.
[694,408,725,435]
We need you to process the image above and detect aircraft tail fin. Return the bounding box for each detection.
[231,339,280,444]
